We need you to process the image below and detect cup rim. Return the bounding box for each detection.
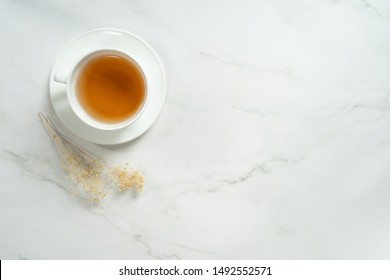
[67,49,148,131]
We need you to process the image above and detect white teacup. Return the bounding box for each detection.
[54,49,148,131]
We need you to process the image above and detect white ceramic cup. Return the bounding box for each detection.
[54,49,148,131]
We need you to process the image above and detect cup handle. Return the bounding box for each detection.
[54,73,68,84]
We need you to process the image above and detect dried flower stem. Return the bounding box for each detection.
[38,112,143,202]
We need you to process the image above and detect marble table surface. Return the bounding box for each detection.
[1,0,390,259]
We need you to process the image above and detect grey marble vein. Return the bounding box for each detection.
[361,0,389,18]
[225,157,302,184]
[198,51,294,77]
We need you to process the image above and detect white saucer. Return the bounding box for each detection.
[50,28,166,145]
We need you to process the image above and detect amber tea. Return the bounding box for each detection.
[75,53,146,124]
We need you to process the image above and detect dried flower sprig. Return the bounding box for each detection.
[38,112,143,203]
